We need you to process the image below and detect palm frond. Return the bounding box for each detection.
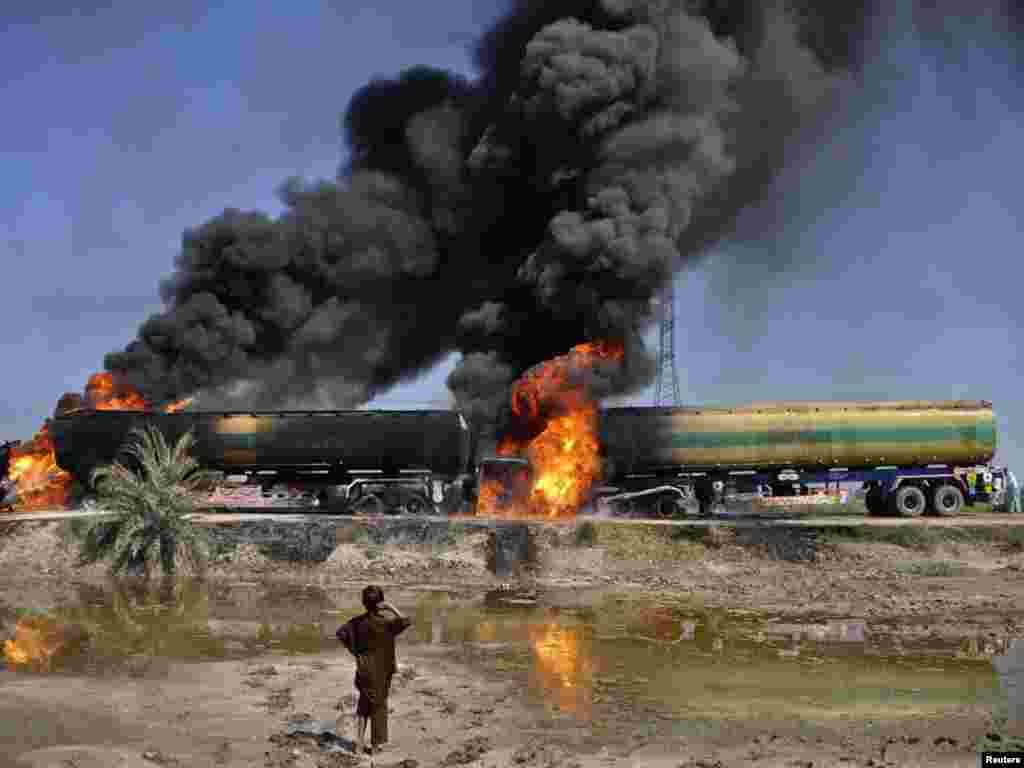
[74,518,124,564]
[79,425,210,578]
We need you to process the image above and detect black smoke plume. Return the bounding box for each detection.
[104,0,874,432]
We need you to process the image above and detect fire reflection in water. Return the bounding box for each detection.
[527,623,594,716]
[475,621,498,643]
[2,616,68,670]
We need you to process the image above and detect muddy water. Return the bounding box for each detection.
[0,580,1017,729]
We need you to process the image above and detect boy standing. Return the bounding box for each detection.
[336,585,411,754]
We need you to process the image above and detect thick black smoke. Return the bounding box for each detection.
[105,0,874,431]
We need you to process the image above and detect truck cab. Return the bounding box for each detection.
[476,457,532,512]
[956,465,999,505]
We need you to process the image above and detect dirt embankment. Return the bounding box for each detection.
[534,522,1024,637]
[4,519,1024,633]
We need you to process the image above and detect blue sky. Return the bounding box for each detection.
[2,3,1021,472]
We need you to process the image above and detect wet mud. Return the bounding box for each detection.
[2,517,1024,765]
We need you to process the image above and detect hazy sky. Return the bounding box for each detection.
[2,2,1021,471]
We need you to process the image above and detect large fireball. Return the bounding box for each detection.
[478,340,624,519]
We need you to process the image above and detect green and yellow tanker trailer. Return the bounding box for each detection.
[594,399,999,517]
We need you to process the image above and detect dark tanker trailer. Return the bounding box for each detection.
[50,410,475,515]
[49,399,1000,518]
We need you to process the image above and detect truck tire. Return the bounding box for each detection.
[865,487,886,516]
[890,485,927,517]
[929,484,964,516]
[351,493,385,516]
[656,496,680,518]
[614,499,636,518]
[404,494,432,516]
[318,489,351,515]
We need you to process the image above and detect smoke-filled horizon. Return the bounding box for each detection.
[100,0,872,433]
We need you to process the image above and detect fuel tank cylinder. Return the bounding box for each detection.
[50,410,472,486]
[599,400,996,473]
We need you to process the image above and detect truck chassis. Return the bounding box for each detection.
[596,464,1003,518]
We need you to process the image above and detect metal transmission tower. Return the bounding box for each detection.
[654,284,682,407]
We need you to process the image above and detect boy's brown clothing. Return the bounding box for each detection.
[337,609,411,746]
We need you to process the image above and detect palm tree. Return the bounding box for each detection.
[75,426,213,577]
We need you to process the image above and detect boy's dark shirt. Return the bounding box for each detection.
[337,610,411,676]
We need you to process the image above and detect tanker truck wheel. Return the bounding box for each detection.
[890,485,927,517]
[351,494,385,516]
[404,494,432,516]
[656,496,681,518]
[929,484,964,516]
[612,500,635,518]
[864,487,886,516]
[317,489,351,515]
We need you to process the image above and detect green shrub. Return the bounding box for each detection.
[575,521,597,546]
[1003,527,1024,550]
[979,703,1024,753]
[669,526,708,544]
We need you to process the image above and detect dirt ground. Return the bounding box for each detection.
[0,635,1003,768]
[2,518,1024,766]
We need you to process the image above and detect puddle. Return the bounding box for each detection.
[424,594,1011,727]
[0,580,1017,728]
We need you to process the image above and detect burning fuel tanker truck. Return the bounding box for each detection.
[47,399,999,518]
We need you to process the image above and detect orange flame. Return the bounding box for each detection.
[85,372,148,411]
[478,340,624,519]
[6,425,72,510]
[164,397,194,413]
[3,616,65,670]
[477,478,503,517]
[3,373,194,511]
[474,460,534,519]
